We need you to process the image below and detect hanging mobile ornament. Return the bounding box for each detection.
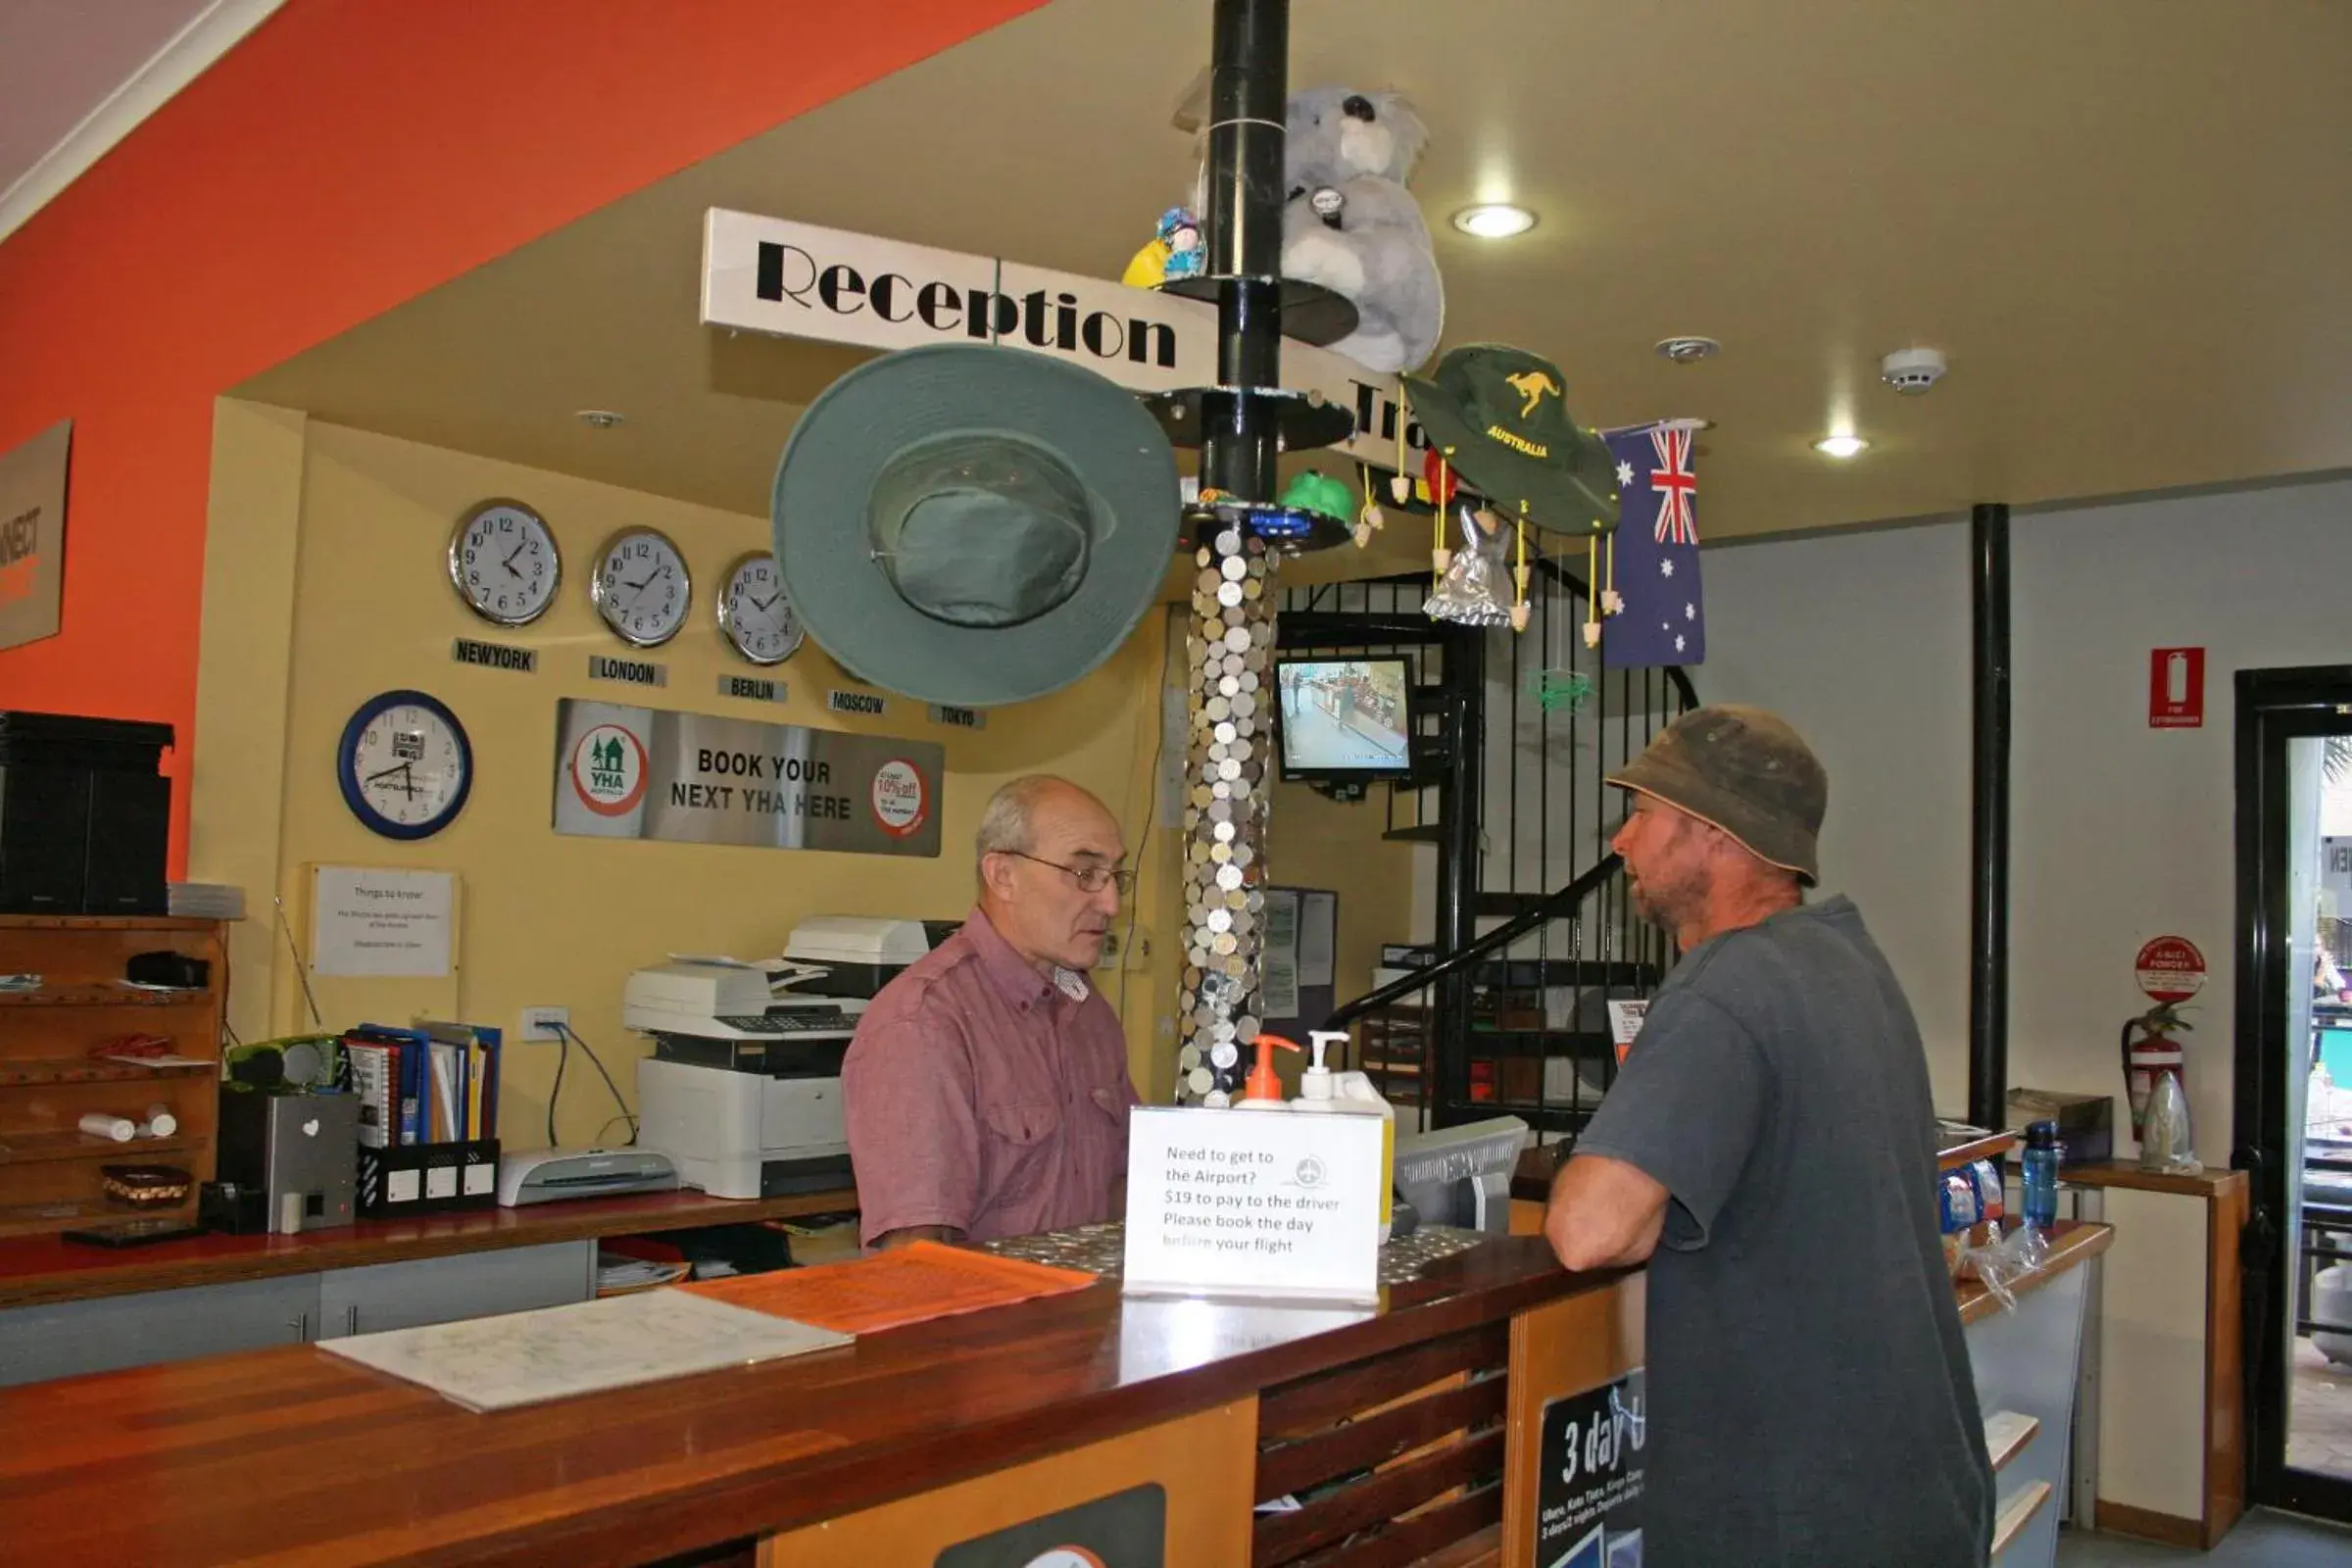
[1533,568,1597,712]
[1390,389,1416,506]
[1427,497,1514,627]
[1509,512,1533,632]
[1353,465,1384,550]
[1583,534,1603,648]
[1427,451,1455,572]
[1601,531,1622,615]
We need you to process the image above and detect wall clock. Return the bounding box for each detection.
[589,527,691,647]
[336,690,473,840]
[716,552,804,666]
[447,499,561,626]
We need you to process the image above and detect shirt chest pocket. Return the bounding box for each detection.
[979,1099,1062,1200]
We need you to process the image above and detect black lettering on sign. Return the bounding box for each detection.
[0,507,40,564]
[928,704,986,730]
[827,690,887,717]
[588,655,667,687]
[716,673,786,705]
[450,637,538,673]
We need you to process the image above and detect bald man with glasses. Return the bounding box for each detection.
[844,775,1142,1249]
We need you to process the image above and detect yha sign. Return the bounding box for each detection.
[0,420,70,651]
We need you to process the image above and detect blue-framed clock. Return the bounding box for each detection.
[336,690,473,840]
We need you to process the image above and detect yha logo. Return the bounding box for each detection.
[570,723,648,816]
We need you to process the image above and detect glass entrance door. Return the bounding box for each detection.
[2236,668,2352,1521]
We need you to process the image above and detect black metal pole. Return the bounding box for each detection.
[1435,623,1485,1125]
[1968,503,2012,1129]
[1197,0,1287,506]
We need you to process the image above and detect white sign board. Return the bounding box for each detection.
[1123,1105,1383,1304]
[701,209,1415,468]
[312,866,456,978]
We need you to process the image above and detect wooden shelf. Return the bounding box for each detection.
[1,919,225,1244]
[0,1131,207,1165]
[0,914,226,932]
[1984,1409,2039,1473]
[0,1058,218,1088]
[0,984,205,1008]
[1991,1480,2052,1558]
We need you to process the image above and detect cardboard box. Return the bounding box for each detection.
[2005,1087,2115,1166]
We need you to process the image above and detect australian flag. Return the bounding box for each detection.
[1601,422,1704,668]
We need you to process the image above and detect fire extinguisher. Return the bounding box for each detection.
[2122,1002,2193,1142]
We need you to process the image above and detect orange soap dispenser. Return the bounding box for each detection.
[1234,1034,1300,1110]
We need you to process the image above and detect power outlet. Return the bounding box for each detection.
[520,1006,570,1042]
[1097,927,1153,970]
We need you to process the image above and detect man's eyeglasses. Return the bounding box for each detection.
[1005,851,1134,896]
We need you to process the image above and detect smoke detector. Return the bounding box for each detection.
[1655,336,1720,365]
[1879,348,1947,395]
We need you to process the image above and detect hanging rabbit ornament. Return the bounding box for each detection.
[1426,500,1516,627]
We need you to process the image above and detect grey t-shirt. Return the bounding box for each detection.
[1575,896,1992,1567]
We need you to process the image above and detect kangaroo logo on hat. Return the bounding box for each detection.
[1505,369,1562,418]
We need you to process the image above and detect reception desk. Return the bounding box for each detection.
[0,1229,1642,1567]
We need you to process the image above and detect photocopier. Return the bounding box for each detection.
[626,917,953,1200]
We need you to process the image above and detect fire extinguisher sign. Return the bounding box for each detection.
[2135,936,2206,1004]
[2148,647,2205,729]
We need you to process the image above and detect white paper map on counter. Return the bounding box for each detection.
[317,1288,851,1411]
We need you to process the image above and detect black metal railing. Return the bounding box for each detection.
[1283,558,1698,1142]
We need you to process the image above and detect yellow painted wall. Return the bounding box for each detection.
[1265,777,1424,1061]
[207,416,1175,1150]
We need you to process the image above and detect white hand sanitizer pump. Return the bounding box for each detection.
[1294,1030,1396,1240]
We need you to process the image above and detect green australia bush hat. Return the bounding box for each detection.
[1606,704,1829,882]
[772,344,1180,708]
[1402,343,1621,534]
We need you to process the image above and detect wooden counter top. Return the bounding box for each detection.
[0,1234,1613,1568]
[2059,1160,2248,1200]
[0,1188,858,1310]
[1956,1219,2113,1327]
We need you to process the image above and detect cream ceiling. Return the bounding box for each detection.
[240,0,2352,576]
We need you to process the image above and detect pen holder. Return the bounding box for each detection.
[356,1138,500,1218]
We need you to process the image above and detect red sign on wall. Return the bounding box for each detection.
[2149,647,2205,728]
[2135,936,2207,1004]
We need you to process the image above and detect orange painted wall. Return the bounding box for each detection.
[0,0,1041,871]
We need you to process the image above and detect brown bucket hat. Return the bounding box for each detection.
[1606,705,1828,882]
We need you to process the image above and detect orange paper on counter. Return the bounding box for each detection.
[683,1242,1097,1335]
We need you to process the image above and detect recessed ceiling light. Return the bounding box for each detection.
[1451,204,1537,239]
[575,410,625,429]
[1813,434,1869,459]
[1655,336,1720,364]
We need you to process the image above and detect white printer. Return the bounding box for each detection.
[627,922,954,1200]
[628,958,859,1200]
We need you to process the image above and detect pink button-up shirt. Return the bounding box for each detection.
[843,906,1139,1247]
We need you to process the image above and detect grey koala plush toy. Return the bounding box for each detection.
[1281,88,1444,373]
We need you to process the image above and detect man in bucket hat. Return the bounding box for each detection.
[1544,706,1993,1567]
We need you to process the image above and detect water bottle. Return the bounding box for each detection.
[2022,1120,2060,1231]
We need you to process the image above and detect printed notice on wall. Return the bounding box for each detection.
[1122,1106,1382,1304]
[1535,1368,1646,1568]
[312,866,456,977]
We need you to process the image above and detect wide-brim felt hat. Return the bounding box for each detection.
[1403,343,1621,534]
[1605,704,1828,883]
[773,344,1180,708]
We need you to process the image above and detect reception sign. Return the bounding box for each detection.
[551,699,943,858]
[701,209,1417,469]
